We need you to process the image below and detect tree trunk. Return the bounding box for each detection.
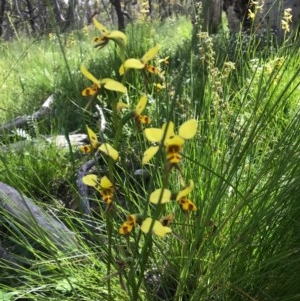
[110,0,125,31]
[50,0,65,27]
[202,0,222,34]
[24,0,36,34]
[0,0,5,37]
[64,0,78,31]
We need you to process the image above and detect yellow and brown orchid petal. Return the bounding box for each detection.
[119,221,134,235]
[127,214,137,226]
[141,217,172,238]
[178,198,197,212]
[119,64,126,76]
[107,30,127,45]
[79,144,93,154]
[160,213,174,226]
[141,45,160,64]
[99,143,119,160]
[142,145,159,164]
[138,115,151,124]
[144,128,163,142]
[165,135,184,149]
[179,119,198,140]
[149,188,172,204]
[101,78,127,93]
[93,36,109,48]
[81,83,99,96]
[176,180,194,201]
[86,126,99,149]
[82,174,98,187]
[161,122,175,143]
[135,95,147,115]
[145,64,160,74]
[124,58,145,70]
[117,101,129,111]
[166,150,182,165]
[101,190,113,204]
[80,66,101,86]
[93,18,110,36]
[100,176,113,189]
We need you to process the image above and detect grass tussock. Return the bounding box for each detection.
[0,15,300,301]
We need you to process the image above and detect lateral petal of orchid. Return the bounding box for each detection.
[82,174,98,187]
[107,30,127,45]
[100,176,113,189]
[99,143,119,160]
[93,18,110,36]
[101,78,127,93]
[124,58,145,70]
[142,146,159,164]
[144,128,163,142]
[135,95,147,115]
[176,180,194,201]
[141,217,172,238]
[86,126,99,148]
[141,45,160,64]
[117,101,129,111]
[119,64,126,76]
[150,188,172,204]
[80,66,101,86]
[179,119,198,139]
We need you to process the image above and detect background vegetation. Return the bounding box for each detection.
[0,2,300,301]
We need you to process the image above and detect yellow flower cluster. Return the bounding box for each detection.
[281,8,293,33]
[79,20,197,239]
[247,0,265,20]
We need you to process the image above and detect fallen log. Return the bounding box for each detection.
[0,181,78,252]
[0,94,54,135]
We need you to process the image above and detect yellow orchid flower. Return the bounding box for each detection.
[79,125,119,160]
[119,214,138,235]
[134,95,151,125]
[82,175,114,204]
[81,66,127,96]
[160,213,174,227]
[79,126,100,154]
[141,217,172,238]
[93,19,127,49]
[176,180,197,212]
[119,45,160,75]
[142,119,197,165]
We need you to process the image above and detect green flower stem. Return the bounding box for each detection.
[106,212,113,301]
[84,91,100,111]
